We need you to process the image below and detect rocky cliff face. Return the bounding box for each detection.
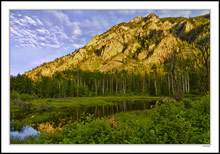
[24,13,210,80]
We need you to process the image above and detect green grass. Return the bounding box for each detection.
[10,96,161,130]
[12,96,161,114]
[10,95,210,144]
[10,136,37,144]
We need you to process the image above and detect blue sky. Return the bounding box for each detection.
[10,10,209,76]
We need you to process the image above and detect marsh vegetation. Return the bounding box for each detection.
[10,94,209,144]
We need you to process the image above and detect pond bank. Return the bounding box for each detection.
[10,96,162,141]
[11,95,210,144]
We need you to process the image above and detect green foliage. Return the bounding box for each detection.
[80,113,95,124]
[183,98,193,109]
[11,120,26,131]
[10,14,210,100]
[150,95,209,144]
[19,93,35,101]
[11,91,35,101]
[10,91,20,100]
[181,22,210,44]
[10,136,37,144]
[126,22,139,29]
[138,30,164,52]
[10,102,22,113]
[160,17,187,24]
[10,74,34,94]
[78,84,89,97]
[16,95,209,144]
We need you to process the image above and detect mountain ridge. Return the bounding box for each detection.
[24,13,210,80]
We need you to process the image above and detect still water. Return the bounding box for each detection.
[10,99,157,140]
[10,125,40,140]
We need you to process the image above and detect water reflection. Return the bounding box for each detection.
[10,99,158,140]
[10,125,40,140]
[60,99,157,121]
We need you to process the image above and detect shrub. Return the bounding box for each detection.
[12,95,210,144]
[10,91,35,101]
[183,98,193,109]
[10,91,20,100]
[20,93,35,101]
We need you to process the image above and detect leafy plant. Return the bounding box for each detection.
[15,95,210,144]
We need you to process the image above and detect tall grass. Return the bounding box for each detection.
[11,95,210,144]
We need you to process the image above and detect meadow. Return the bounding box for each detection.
[10,94,210,144]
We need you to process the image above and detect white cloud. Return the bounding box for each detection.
[24,15,37,26]
[89,15,112,30]
[84,19,92,27]
[36,18,43,26]
[13,19,26,26]
[36,28,48,35]
[10,14,15,19]
[156,10,176,18]
[194,10,210,16]
[73,43,83,49]
[10,11,85,50]
[39,36,46,41]
[19,43,34,48]
[48,11,82,36]
[92,16,101,27]
[10,27,23,37]
[73,26,82,35]
[118,10,137,15]
[39,42,46,46]
[157,10,209,18]
[10,13,64,49]
[46,44,60,48]
[31,57,54,66]
[59,32,68,40]
[74,10,84,14]
[47,10,81,27]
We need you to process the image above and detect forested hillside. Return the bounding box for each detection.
[10,13,210,99]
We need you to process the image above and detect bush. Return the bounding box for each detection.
[13,95,210,144]
[10,91,35,101]
[10,120,26,131]
[78,85,89,97]
[183,98,193,109]
[190,89,200,95]
[10,91,20,100]
[20,93,35,101]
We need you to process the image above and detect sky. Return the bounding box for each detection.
[10,10,209,76]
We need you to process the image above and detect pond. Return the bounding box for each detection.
[10,98,158,140]
[46,99,157,125]
[10,125,40,140]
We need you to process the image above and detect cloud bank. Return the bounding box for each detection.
[10,10,83,49]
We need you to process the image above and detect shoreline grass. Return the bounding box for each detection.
[10,95,210,144]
